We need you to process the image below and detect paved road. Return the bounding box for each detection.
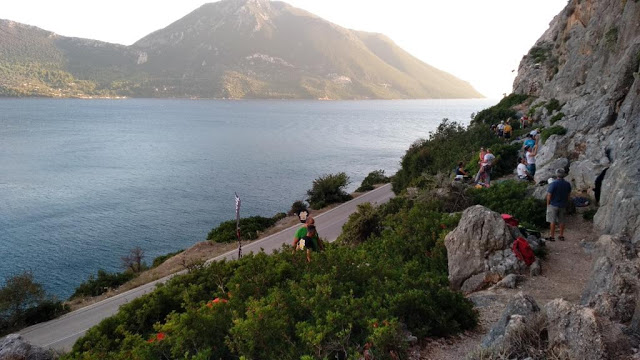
[19,183,394,351]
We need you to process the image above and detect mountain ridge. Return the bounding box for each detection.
[0,0,482,99]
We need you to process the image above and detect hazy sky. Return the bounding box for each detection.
[3,0,567,98]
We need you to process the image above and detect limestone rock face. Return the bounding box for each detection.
[582,234,640,323]
[0,334,54,360]
[444,205,522,290]
[544,299,608,360]
[512,0,640,243]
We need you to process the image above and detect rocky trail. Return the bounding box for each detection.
[416,212,599,359]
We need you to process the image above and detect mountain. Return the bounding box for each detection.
[0,0,482,99]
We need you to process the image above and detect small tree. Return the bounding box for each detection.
[121,247,146,273]
[356,170,390,192]
[306,172,352,209]
[0,271,45,321]
[288,200,308,216]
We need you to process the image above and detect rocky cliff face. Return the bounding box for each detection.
[513,0,640,244]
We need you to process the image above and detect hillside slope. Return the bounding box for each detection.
[0,0,482,99]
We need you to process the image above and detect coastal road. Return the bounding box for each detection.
[19,183,395,352]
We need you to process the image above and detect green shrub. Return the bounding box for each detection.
[151,250,184,268]
[356,170,390,192]
[529,45,550,63]
[337,203,382,246]
[272,212,287,222]
[541,126,567,143]
[70,270,137,299]
[486,143,520,179]
[549,112,565,125]
[0,271,69,336]
[473,93,529,125]
[207,216,277,243]
[288,200,308,216]
[306,172,352,209]
[545,98,562,113]
[468,180,547,228]
[605,27,619,50]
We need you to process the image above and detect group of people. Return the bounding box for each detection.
[491,119,513,139]
[453,121,572,242]
[517,129,541,181]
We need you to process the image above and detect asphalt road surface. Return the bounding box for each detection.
[19,183,394,352]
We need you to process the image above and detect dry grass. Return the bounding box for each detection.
[467,313,570,360]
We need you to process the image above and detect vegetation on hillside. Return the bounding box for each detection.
[307,172,352,209]
[63,196,477,360]
[392,119,519,193]
[356,170,390,192]
[0,271,69,336]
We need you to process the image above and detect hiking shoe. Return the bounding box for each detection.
[546,237,556,242]
[559,236,565,241]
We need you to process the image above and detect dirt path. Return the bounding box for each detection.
[417,213,598,360]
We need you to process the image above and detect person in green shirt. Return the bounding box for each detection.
[293,217,323,262]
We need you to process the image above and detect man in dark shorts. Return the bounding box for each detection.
[546,168,572,241]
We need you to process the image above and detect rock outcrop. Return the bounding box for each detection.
[0,334,54,360]
[479,294,626,360]
[444,205,525,291]
[581,234,640,323]
[512,0,640,244]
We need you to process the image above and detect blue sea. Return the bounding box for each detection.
[0,98,495,299]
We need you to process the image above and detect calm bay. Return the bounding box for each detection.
[0,98,495,298]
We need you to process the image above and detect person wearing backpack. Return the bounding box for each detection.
[294,225,322,262]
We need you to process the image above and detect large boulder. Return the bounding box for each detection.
[0,334,54,360]
[544,299,609,360]
[581,234,640,323]
[482,292,540,348]
[445,205,523,290]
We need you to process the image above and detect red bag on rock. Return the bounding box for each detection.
[501,214,519,227]
[512,236,535,266]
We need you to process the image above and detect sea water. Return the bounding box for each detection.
[0,98,495,298]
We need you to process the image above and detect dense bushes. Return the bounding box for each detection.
[70,270,137,299]
[392,119,499,193]
[392,118,519,194]
[207,216,278,243]
[0,271,69,336]
[356,170,390,192]
[473,94,530,124]
[306,172,352,209]
[549,112,565,125]
[336,203,382,245]
[63,197,476,360]
[468,180,547,229]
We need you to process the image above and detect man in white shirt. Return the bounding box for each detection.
[517,157,532,181]
[475,149,496,185]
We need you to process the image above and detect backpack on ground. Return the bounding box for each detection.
[512,237,536,266]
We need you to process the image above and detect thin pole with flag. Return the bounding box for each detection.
[235,192,242,259]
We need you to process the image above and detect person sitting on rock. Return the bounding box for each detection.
[454,161,469,181]
[517,157,533,181]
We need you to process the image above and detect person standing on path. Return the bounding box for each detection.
[525,143,538,177]
[293,217,323,258]
[546,168,572,241]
